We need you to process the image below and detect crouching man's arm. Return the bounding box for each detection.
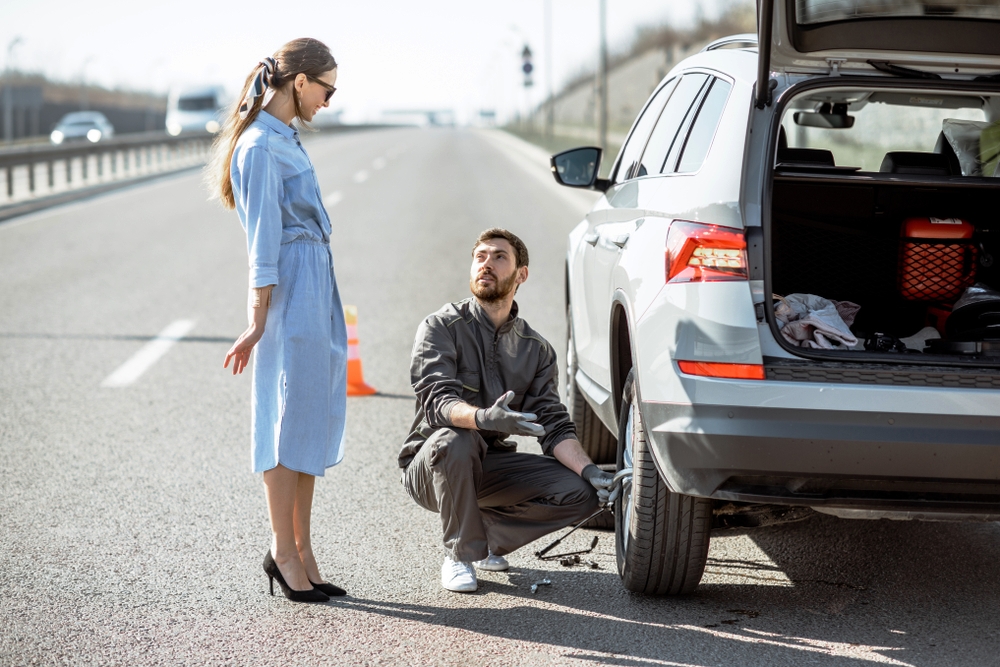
[449,403,479,430]
[551,438,591,475]
[523,343,616,500]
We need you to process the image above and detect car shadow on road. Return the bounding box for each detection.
[327,513,1000,666]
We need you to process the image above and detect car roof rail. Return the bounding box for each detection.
[701,34,758,53]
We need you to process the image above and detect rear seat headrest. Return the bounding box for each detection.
[934,132,962,175]
[880,151,951,175]
[776,147,835,166]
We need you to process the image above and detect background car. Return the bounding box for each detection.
[49,111,115,144]
[552,0,1000,596]
[166,85,226,135]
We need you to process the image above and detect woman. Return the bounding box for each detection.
[212,38,347,603]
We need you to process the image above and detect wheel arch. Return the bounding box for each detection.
[564,258,571,310]
[609,291,635,427]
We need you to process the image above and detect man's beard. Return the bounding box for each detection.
[470,269,518,303]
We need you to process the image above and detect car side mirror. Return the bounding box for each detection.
[551,147,611,192]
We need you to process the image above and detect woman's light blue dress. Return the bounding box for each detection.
[230,110,347,476]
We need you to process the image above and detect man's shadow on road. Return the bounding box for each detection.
[325,514,1000,667]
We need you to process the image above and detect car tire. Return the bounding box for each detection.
[615,369,711,595]
[566,305,616,465]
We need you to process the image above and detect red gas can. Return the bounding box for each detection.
[898,217,977,302]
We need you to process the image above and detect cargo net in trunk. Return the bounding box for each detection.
[898,240,978,303]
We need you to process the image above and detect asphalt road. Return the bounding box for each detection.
[2,126,999,667]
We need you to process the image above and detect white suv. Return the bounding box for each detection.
[552,0,1000,595]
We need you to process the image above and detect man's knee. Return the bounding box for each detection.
[426,427,486,470]
[560,469,601,516]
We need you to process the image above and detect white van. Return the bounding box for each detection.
[166,86,226,136]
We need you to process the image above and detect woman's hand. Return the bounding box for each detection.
[224,323,265,375]
[224,285,273,375]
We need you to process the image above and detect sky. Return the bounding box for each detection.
[1,0,726,124]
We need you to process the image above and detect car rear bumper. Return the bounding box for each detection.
[642,400,1000,515]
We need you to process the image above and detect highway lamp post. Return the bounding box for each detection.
[79,55,95,110]
[544,0,554,140]
[146,57,166,132]
[598,0,608,151]
[3,36,23,144]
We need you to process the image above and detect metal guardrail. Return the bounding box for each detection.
[0,131,214,202]
[0,124,400,222]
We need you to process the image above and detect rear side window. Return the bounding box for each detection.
[613,80,675,184]
[676,79,732,173]
[637,73,709,177]
[178,96,217,111]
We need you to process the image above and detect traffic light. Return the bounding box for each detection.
[521,45,534,88]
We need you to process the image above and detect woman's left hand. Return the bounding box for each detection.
[224,324,264,375]
[224,285,273,375]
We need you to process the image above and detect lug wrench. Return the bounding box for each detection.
[534,467,633,560]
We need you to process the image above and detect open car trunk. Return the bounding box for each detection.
[768,170,1000,371]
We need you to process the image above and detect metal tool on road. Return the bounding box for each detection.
[530,578,552,594]
[534,467,633,561]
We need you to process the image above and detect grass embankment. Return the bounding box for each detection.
[504,127,622,180]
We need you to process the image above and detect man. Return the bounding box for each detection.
[399,228,616,592]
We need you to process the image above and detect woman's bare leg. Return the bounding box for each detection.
[293,472,325,583]
[263,464,312,591]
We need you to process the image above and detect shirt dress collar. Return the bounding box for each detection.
[257,110,298,140]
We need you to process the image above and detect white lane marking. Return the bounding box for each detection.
[101,319,196,388]
[324,190,343,207]
[372,157,386,170]
[353,170,369,183]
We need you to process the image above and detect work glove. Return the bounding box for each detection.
[582,464,618,505]
[475,391,545,437]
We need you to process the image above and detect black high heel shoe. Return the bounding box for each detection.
[263,551,329,603]
[309,580,347,597]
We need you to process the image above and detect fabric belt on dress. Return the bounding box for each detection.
[283,237,333,269]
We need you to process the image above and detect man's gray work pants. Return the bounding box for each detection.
[402,427,600,563]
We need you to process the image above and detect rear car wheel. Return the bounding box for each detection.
[566,305,616,465]
[615,369,711,594]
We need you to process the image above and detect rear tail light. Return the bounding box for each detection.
[677,360,765,380]
[666,221,748,283]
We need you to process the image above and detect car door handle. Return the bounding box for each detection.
[584,232,600,246]
[611,234,629,248]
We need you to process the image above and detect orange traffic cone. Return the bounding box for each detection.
[344,305,377,396]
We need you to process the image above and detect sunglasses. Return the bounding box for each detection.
[307,75,337,102]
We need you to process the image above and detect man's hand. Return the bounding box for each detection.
[581,464,617,504]
[475,391,545,437]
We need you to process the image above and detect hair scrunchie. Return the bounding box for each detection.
[238,57,278,120]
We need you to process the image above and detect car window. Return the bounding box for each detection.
[676,79,733,173]
[796,0,1000,24]
[178,96,218,111]
[780,89,990,174]
[637,73,710,177]
[613,80,675,184]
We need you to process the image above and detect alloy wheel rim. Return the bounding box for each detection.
[621,402,635,553]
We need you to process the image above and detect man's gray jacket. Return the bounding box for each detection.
[398,298,577,468]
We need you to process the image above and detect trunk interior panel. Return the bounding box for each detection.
[769,173,1000,367]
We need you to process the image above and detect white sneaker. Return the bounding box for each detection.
[474,551,509,572]
[441,557,478,592]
